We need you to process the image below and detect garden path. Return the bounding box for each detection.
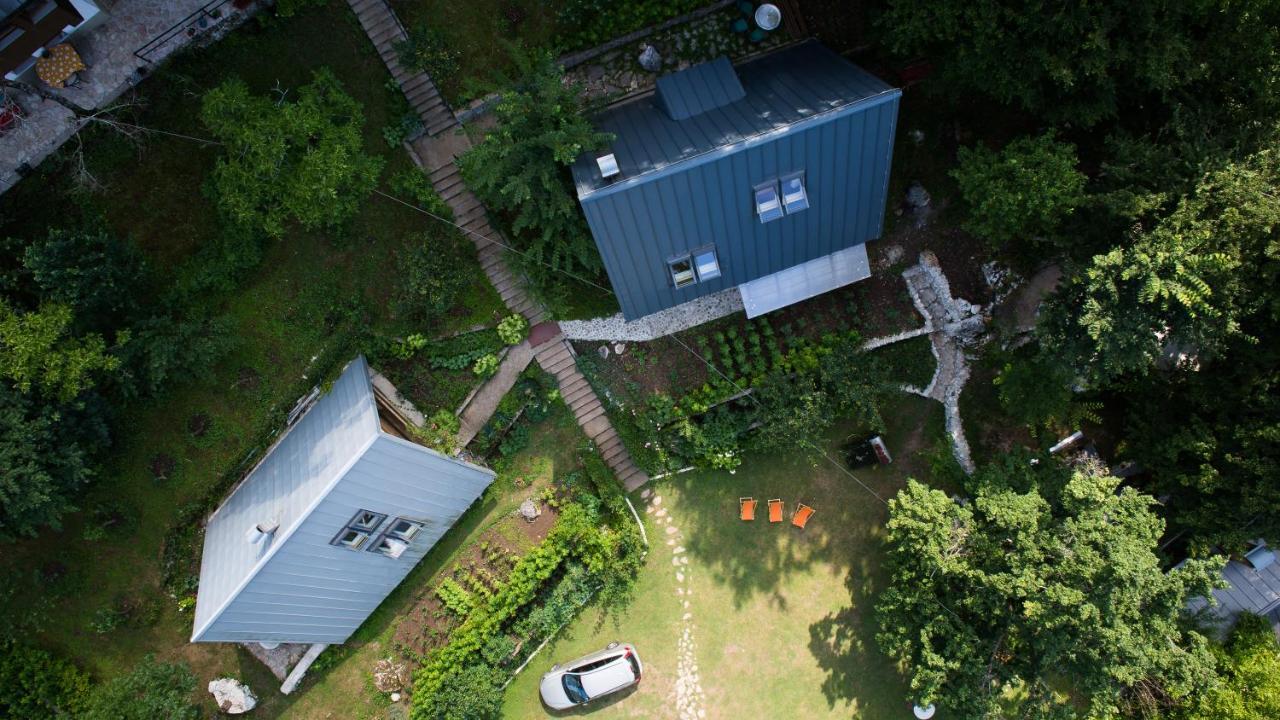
[899,252,984,473]
[346,0,649,489]
[531,329,650,491]
[455,340,535,448]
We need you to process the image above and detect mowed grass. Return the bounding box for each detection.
[502,394,945,719]
[281,406,588,718]
[0,1,501,715]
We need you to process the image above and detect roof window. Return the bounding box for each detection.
[669,255,696,288]
[755,182,783,223]
[694,248,721,281]
[781,173,809,214]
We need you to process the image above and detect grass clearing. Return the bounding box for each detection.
[502,393,944,719]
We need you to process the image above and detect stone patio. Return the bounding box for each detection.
[1,0,262,194]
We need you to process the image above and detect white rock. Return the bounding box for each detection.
[208,678,257,715]
[390,692,402,702]
[665,525,678,535]
[652,496,663,506]
[676,571,685,582]
[613,342,626,355]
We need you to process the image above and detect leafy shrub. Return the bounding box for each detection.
[397,232,472,323]
[0,641,90,719]
[424,663,505,720]
[951,132,1086,256]
[389,328,505,368]
[497,314,529,346]
[383,111,425,147]
[1176,612,1280,720]
[395,25,461,81]
[473,353,500,378]
[417,409,461,454]
[81,655,199,720]
[0,301,119,402]
[389,168,453,220]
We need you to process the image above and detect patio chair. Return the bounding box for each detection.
[739,497,757,521]
[792,502,815,529]
[768,498,783,523]
[0,94,24,136]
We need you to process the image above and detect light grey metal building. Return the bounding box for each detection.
[191,355,495,645]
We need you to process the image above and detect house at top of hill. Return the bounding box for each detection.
[571,40,902,322]
[190,355,495,648]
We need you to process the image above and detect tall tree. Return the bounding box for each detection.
[1042,147,1280,383]
[876,459,1222,718]
[0,302,119,402]
[0,382,109,540]
[458,51,612,277]
[877,0,1280,129]
[201,68,384,238]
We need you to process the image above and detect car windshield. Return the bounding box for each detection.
[562,673,589,704]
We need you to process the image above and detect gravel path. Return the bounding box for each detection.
[559,288,745,341]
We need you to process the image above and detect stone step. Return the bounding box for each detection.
[429,163,457,183]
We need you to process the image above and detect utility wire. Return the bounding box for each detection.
[371,188,617,296]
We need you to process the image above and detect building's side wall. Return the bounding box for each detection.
[583,93,900,320]
[195,436,495,644]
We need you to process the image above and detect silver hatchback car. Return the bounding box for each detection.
[539,642,643,710]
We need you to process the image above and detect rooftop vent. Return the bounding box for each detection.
[244,519,280,545]
[1245,542,1276,571]
[597,153,620,179]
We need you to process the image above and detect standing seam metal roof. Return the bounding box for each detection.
[572,41,897,198]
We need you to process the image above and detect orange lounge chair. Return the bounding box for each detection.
[792,503,815,529]
[768,499,783,523]
[740,497,757,521]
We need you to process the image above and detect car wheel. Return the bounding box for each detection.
[606,641,619,650]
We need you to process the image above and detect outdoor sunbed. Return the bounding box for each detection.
[792,503,815,529]
[768,498,783,523]
[740,497,757,521]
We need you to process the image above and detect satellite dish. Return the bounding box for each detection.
[754,3,782,31]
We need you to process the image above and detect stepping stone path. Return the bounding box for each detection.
[861,251,986,474]
[645,494,707,720]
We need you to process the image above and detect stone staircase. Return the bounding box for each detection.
[531,332,649,491]
[347,0,647,490]
[426,161,547,325]
[345,0,458,137]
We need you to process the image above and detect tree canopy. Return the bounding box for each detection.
[458,51,611,280]
[201,68,383,238]
[876,459,1222,718]
[877,0,1280,129]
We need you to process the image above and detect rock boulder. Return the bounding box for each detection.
[208,678,256,715]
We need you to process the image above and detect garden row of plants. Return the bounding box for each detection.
[582,327,906,474]
[409,454,645,719]
[469,368,561,458]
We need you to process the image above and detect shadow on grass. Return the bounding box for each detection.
[542,684,640,717]
[656,396,941,717]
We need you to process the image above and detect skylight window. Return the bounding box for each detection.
[369,518,425,559]
[669,255,696,288]
[331,509,387,551]
[755,183,783,223]
[694,248,721,281]
[781,173,809,214]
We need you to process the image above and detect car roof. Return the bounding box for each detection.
[576,656,635,697]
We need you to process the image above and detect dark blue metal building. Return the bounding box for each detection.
[571,41,901,320]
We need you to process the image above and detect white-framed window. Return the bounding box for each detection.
[781,172,809,214]
[693,247,721,281]
[369,517,426,559]
[668,255,696,288]
[754,182,783,223]
[331,509,387,551]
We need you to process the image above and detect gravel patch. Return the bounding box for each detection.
[559,288,745,341]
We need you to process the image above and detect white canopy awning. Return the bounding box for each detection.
[738,243,871,318]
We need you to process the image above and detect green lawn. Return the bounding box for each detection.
[502,394,946,719]
[0,1,503,714]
